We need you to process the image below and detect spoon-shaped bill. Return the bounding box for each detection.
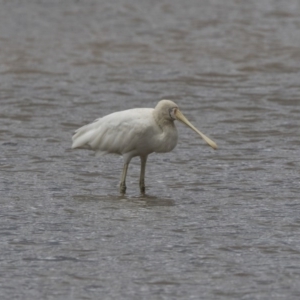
[175,109,217,150]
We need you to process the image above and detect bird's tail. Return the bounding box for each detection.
[72,123,96,149]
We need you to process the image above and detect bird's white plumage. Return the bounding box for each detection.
[72,99,217,193]
[72,104,178,161]
[72,108,156,156]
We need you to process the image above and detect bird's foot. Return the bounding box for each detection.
[139,182,146,194]
[120,183,126,194]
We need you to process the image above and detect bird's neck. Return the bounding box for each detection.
[153,110,174,131]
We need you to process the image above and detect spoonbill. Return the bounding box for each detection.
[72,100,217,194]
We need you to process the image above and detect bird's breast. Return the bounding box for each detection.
[153,123,178,153]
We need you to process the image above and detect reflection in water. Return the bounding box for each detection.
[1,0,300,299]
[72,193,175,207]
[126,194,176,207]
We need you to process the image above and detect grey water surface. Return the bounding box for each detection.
[1,0,300,299]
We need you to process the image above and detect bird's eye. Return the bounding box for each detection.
[169,107,177,120]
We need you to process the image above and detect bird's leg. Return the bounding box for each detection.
[139,155,148,194]
[120,163,129,194]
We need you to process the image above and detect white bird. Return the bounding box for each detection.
[72,99,217,194]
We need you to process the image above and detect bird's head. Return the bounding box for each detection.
[156,99,217,150]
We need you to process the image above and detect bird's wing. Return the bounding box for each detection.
[72,108,155,156]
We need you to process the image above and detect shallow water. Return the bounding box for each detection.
[1,0,300,299]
